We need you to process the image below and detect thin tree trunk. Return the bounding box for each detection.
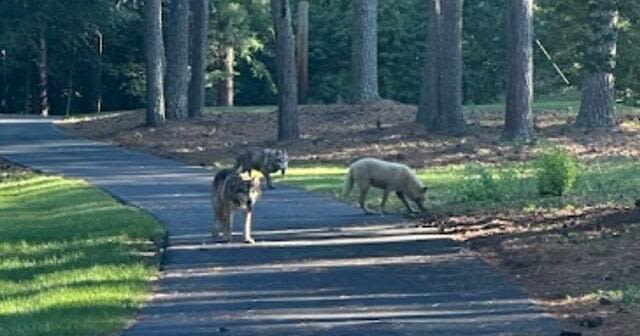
[89,31,103,113]
[188,0,208,118]
[23,61,32,115]
[217,46,234,107]
[576,0,617,129]
[352,0,379,104]
[144,0,166,126]
[272,0,299,141]
[296,0,309,104]
[439,0,464,132]
[37,26,50,117]
[502,0,534,141]
[65,49,77,117]
[165,0,190,121]
[1,49,6,114]
[417,0,442,126]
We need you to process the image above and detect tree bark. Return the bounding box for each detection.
[272,0,299,141]
[144,0,166,126]
[165,0,190,121]
[502,0,534,141]
[188,0,208,118]
[439,0,464,132]
[65,49,77,117]
[576,0,617,129]
[296,0,309,104]
[217,46,234,107]
[37,26,50,117]
[351,0,379,104]
[417,0,464,133]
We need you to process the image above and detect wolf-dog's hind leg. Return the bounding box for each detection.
[396,191,415,213]
[222,211,233,242]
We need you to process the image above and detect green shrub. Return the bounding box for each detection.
[458,164,520,202]
[535,148,578,196]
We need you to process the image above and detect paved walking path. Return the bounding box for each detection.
[0,117,561,335]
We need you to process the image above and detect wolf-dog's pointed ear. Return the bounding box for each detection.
[422,186,428,193]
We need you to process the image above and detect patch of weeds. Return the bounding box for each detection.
[535,148,578,196]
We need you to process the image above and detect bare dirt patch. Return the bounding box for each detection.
[58,101,640,335]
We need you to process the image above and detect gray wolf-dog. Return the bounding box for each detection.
[233,147,288,189]
[343,158,428,214]
[212,168,261,243]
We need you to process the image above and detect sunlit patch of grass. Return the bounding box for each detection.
[464,100,640,118]
[0,171,165,336]
[277,156,640,215]
[204,105,276,114]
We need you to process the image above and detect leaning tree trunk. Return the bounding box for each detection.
[296,0,309,104]
[576,0,618,129]
[272,0,299,141]
[351,0,379,104]
[439,0,464,132]
[217,46,234,107]
[165,0,190,121]
[37,26,50,117]
[502,0,534,141]
[1,49,7,114]
[188,0,208,118]
[143,0,166,126]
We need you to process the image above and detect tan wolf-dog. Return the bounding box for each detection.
[233,147,288,189]
[212,168,262,243]
[343,158,428,215]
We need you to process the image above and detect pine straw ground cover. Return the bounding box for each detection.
[0,159,165,336]
[59,100,640,335]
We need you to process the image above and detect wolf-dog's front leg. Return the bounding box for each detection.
[396,191,416,213]
[263,171,275,189]
[243,211,255,244]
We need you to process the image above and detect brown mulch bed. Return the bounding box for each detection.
[58,101,640,335]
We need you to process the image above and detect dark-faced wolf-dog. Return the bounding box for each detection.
[343,158,428,215]
[233,147,288,189]
[212,168,262,243]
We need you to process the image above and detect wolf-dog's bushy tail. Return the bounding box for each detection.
[342,168,354,198]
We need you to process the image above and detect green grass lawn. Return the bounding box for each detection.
[0,171,165,336]
[276,156,640,215]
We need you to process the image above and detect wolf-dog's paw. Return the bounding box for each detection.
[244,237,256,244]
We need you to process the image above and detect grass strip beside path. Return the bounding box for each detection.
[0,170,165,336]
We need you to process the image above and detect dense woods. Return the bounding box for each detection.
[0,0,639,118]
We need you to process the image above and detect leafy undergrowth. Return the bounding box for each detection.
[276,156,640,216]
[0,168,165,336]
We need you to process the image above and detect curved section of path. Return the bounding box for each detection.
[0,117,560,336]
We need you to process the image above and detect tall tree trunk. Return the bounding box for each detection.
[165,0,190,121]
[351,0,379,104]
[188,0,208,118]
[272,0,299,141]
[439,0,464,132]
[502,0,534,141]
[576,0,617,129]
[417,0,464,133]
[417,0,442,126]
[37,26,50,117]
[296,0,309,104]
[88,31,103,113]
[144,0,166,126]
[217,46,234,107]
